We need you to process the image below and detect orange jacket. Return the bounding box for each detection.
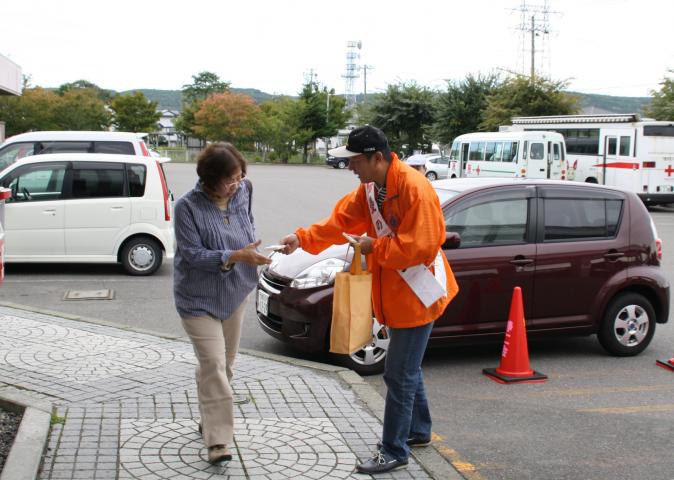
[295,154,459,328]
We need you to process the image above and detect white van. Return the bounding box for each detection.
[0,152,174,275]
[448,131,567,179]
[0,131,152,171]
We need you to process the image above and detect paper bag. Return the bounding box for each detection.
[330,243,373,354]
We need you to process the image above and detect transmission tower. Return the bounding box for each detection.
[343,41,361,108]
[513,0,559,79]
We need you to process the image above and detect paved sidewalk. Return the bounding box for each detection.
[0,305,460,479]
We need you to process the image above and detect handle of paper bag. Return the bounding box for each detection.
[349,242,364,275]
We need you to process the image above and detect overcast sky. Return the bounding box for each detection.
[2,0,673,98]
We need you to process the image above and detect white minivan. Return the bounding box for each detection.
[0,131,153,171]
[0,153,174,275]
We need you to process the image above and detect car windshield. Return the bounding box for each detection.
[434,187,461,205]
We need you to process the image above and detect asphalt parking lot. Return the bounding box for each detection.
[1,163,673,480]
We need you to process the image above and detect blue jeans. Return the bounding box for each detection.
[380,321,434,461]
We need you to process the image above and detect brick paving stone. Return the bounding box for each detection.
[0,306,436,479]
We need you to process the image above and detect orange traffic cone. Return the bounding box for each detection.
[483,287,547,384]
[656,357,674,372]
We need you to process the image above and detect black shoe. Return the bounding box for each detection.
[376,435,432,450]
[356,451,408,474]
[208,444,232,464]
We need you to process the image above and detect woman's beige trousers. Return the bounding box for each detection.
[181,301,245,448]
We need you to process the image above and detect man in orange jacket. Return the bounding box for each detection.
[279,125,459,474]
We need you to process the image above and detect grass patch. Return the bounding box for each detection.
[50,413,65,426]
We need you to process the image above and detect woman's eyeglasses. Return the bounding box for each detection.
[222,174,245,188]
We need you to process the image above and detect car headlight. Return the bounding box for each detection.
[290,258,347,289]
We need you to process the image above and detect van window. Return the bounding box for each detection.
[530,143,544,160]
[643,125,674,137]
[2,163,67,203]
[544,198,623,241]
[485,142,504,162]
[0,142,36,170]
[95,141,135,155]
[449,142,460,161]
[469,142,485,161]
[607,138,617,155]
[493,142,503,162]
[37,141,93,154]
[127,164,147,197]
[619,136,631,156]
[502,142,518,162]
[71,162,125,198]
[553,143,561,161]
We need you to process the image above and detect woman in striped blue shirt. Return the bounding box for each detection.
[173,143,271,464]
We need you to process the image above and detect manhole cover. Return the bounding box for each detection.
[63,289,115,301]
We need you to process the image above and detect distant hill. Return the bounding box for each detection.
[123,88,653,117]
[121,88,277,111]
[569,92,651,115]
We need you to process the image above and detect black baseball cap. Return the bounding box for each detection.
[328,125,389,158]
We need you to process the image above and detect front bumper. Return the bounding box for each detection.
[256,269,333,353]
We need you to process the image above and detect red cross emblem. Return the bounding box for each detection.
[665,165,674,177]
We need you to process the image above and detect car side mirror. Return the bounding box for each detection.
[443,231,461,250]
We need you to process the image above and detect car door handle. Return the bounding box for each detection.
[110,206,124,210]
[42,209,56,216]
[604,251,625,260]
[509,257,534,266]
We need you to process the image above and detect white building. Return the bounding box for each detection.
[148,109,181,147]
[0,53,22,142]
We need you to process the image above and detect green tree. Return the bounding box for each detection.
[192,92,262,148]
[181,71,230,104]
[434,73,500,144]
[368,82,437,155]
[644,70,674,120]
[480,76,579,131]
[57,79,113,102]
[175,71,230,139]
[257,97,301,163]
[55,88,111,130]
[0,87,61,137]
[110,91,161,132]
[295,81,349,162]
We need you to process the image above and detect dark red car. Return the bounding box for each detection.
[256,178,670,375]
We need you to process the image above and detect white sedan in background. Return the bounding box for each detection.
[423,154,454,180]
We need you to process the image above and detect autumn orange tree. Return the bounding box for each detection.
[192,92,262,148]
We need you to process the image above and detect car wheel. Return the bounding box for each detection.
[336,320,389,375]
[121,237,162,276]
[426,171,437,181]
[598,293,656,356]
[337,160,347,169]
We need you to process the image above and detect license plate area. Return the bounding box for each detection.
[257,289,269,316]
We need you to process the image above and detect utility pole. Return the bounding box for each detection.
[512,1,559,79]
[325,90,331,157]
[530,15,535,80]
[362,65,374,103]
